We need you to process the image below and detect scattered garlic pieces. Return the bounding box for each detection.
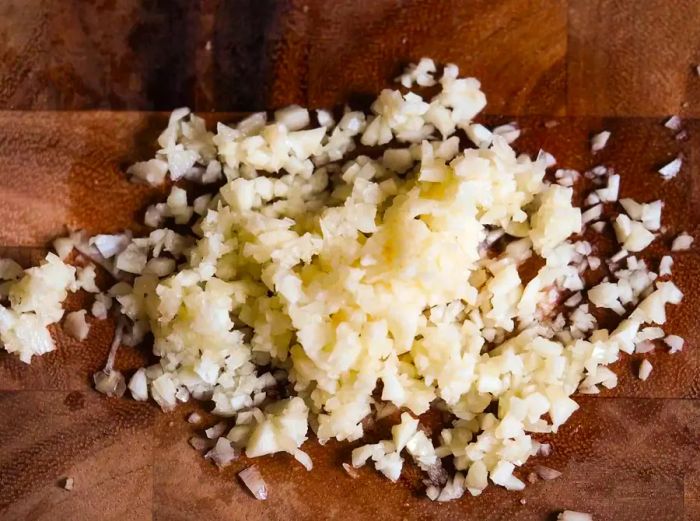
[591,130,611,153]
[658,157,682,179]
[664,115,681,131]
[664,335,684,353]
[671,232,694,251]
[63,310,90,341]
[638,359,653,381]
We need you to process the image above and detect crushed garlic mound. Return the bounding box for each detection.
[0,58,686,502]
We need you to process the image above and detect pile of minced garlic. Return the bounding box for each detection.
[0,58,690,503]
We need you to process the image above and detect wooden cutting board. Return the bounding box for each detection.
[1,1,700,520]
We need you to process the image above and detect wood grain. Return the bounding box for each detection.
[1,395,697,521]
[0,0,198,110]
[0,0,280,112]
[568,0,700,117]
[150,398,700,521]
[4,1,700,117]
[0,391,155,521]
[0,111,699,520]
[0,111,169,246]
[266,0,567,115]
[0,0,568,115]
[1,1,700,519]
